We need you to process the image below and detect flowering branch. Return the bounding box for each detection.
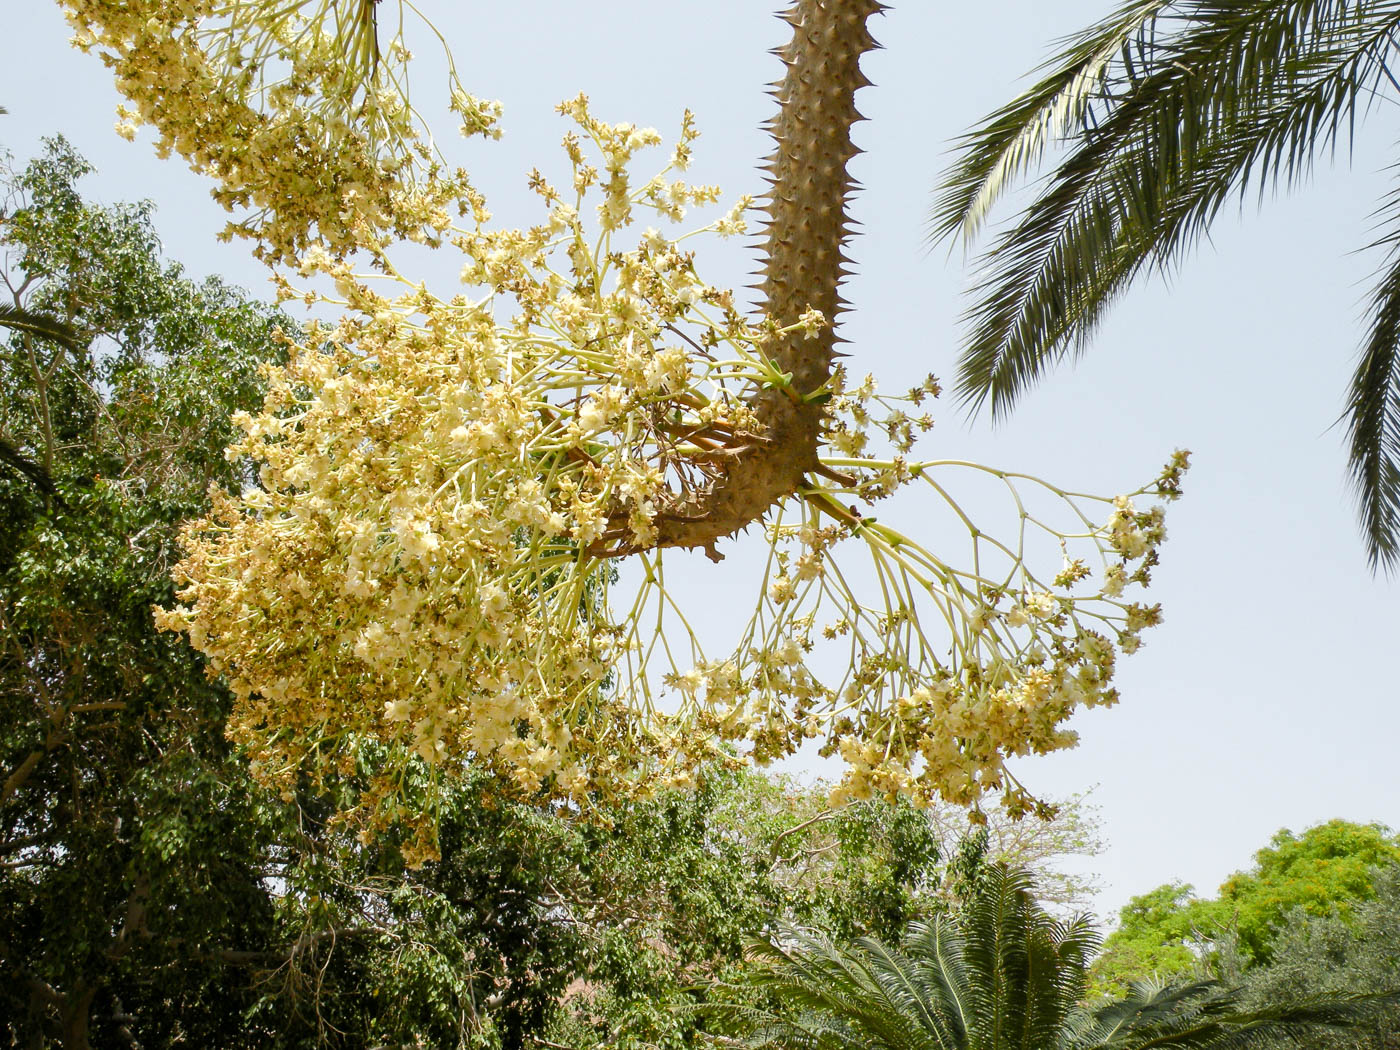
[65,0,1189,858]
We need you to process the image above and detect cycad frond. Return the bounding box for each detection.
[862,934,962,1050]
[938,0,1400,569]
[1069,978,1400,1050]
[735,928,953,1050]
[905,919,972,1043]
[940,865,1099,1050]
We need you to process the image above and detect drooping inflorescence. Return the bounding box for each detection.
[67,0,1188,860]
[63,0,489,265]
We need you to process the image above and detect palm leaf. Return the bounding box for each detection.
[1346,182,1400,571]
[953,0,1400,412]
[0,304,82,351]
[932,0,1174,247]
[733,929,945,1050]
[937,0,1400,569]
[905,919,972,1046]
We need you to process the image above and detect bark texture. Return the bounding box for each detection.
[645,0,884,557]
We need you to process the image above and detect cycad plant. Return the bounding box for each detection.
[935,0,1400,572]
[733,866,1097,1050]
[721,865,1393,1050]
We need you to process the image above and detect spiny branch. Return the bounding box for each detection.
[600,0,887,558]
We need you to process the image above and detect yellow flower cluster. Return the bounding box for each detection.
[754,441,1189,821]
[78,1,1191,847]
[61,0,490,264]
[152,105,1184,843]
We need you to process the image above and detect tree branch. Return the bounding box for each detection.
[591,0,886,559]
[1,749,44,808]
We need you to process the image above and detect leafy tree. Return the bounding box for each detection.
[1226,864,1400,1050]
[717,866,1393,1050]
[0,109,85,496]
[0,137,297,1047]
[936,0,1400,571]
[1219,820,1400,962]
[532,768,947,1048]
[1089,883,1220,998]
[924,789,1107,911]
[539,785,1099,1046]
[0,134,542,1050]
[1090,820,1400,996]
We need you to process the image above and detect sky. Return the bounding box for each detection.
[5,0,1397,924]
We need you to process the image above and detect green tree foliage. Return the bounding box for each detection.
[1091,820,1400,996]
[532,769,945,1047]
[0,107,80,378]
[717,865,1390,1050]
[1227,864,1400,1050]
[1219,820,1400,962]
[925,790,1106,912]
[0,137,300,1048]
[0,135,581,1049]
[935,0,1400,572]
[1090,883,1218,998]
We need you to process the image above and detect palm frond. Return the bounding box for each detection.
[0,304,82,351]
[1347,180,1400,573]
[932,0,1173,247]
[940,0,1400,566]
[949,865,1099,1050]
[949,0,1400,418]
[733,928,948,1050]
[905,919,972,1043]
[864,933,963,1050]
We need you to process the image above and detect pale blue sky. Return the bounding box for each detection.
[6,0,1397,922]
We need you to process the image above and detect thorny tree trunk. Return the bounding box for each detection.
[644,0,885,558]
